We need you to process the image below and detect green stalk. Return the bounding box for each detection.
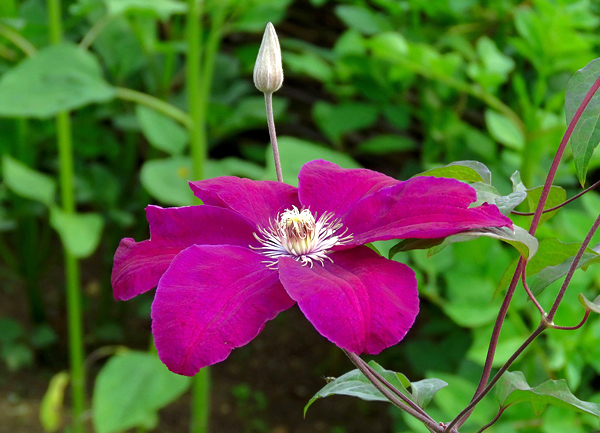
[48,1,86,432]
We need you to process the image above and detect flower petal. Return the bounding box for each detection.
[189,177,299,228]
[341,176,513,245]
[152,245,294,376]
[278,246,419,354]
[112,205,258,300]
[298,160,398,216]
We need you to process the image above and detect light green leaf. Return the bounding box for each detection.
[2,155,56,206]
[0,43,115,118]
[496,371,600,417]
[140,157,196,206]
[92,351,190,433]
[565,58,600,185]
[485,109,525,150]
[415,163,488,184]
[40,372,69,433]
[104,0,187,19]
[531,251,600,296]
[578,293,600,314]
[525,185,566,225]
[263,136,361,185]
[334,5,392,35]
[135,105,188,155]
[49,208,104,258]
[356,134,415,155]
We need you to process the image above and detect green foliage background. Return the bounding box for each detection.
[2,0,600,432]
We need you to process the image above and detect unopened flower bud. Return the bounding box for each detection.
[253,22,283,94]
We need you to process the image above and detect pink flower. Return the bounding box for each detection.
[112,160,512,376]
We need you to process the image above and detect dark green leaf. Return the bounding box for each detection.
[496,371,600,417]
[2,155,56,206]
[136,105,188,155]
[312,101,378,144]
[565,58,600,185]
[0,43,115,118]
[92,351,190,433]
[140,157,196,206]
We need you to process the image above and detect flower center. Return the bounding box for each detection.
[252,206,353,268]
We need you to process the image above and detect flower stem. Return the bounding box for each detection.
[452,72,600,430]
[0,22,37,57]
[48,1,86,431]
[265,92,283,182]
[186,1,211,431]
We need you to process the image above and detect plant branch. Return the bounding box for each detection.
[79,14,113,50]
[0,22,37,57]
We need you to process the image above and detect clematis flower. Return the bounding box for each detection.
[112,160,512,376]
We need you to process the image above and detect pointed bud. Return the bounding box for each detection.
[253,22,283,94]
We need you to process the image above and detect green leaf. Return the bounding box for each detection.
[135,105,188,155]
[428,226,538,261]
[578,293,600,314]
[415,163,488,184]
[0,43,115,118]
[104,0,187,19]
[485,109,525,150]
[531,250,600,296]
[49,208,104,258]
[92,351,190,433]
[368,32,409,61]
[496,371,600,417]
[525,185,566,225]
[334,5,392,35]
[355,134,415,155]
[470,182,527,216]
[304,361,446,416]
[264,136,361,186]
[312,101,378,144]
[565,58,600,185]
[40,372,69,433]
[2,155,56,206]
[140,157,196,206]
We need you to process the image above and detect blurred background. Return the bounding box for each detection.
[2,0,600,432]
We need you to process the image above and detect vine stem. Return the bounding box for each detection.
[48,1,86,432]
[265,92,283,182]
[0,22,37,57]
[449,72,600,431]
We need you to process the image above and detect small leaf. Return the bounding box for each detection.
[104,0,187,20]
[2,155,56,206]
[531,251,600,296]
[304,361,447,416]
[485,109,525,150]
[50,208,104,258]
[0,43,115,118]
[496,371,600,417]
[525,185,566,225]
[469,182,526,216]
[140,157,196,206]
[334,5,392,35]
[93,351,191,433]
[578,293,600,314]
[312,101,378,144]
[565,58,600,185]
[414,161,489,184]
[428,226,538,260]
[40,372,70,433]
[136,105,188,155]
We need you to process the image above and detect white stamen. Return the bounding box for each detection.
[252,206,353,268]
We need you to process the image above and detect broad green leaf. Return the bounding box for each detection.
[0,43,115,118]
[525,185,566,225]
[368,32,408,61]
[263,136,361,186]
[93,351,190,433]
[355,134,415,155]
[334,5,392,35]
[40,372,69,433]
[49,208,104,258]
[414,160,491,184]
[104,0,187,19]
[531,251,600,296]
[304,361,446,416]
[485,109,525,150]
[284,51,333,83]
[135,105,188,155]
[2,155,56,206]
[565,58,600,185]
[578,293,600,314]
[312,101,378,144]
[140,157,196,206]
[496,371,600,417]
[428,226,538,261]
